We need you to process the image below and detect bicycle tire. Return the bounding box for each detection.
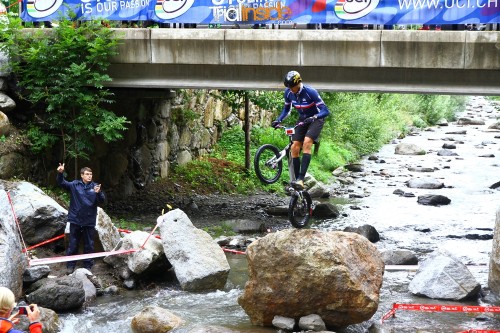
[288,190,312,228]
[254,144,283,184]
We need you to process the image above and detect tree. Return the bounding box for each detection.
[212,90,282,171]
[0,17,129,175]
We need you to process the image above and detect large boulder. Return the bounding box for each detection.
[409,248,481,300]
[108,230,167,275]
[0,92,15,114]
[0,110,10,136]
[395,143,426,155]
[25,276,86,311]
[0,190,28,298]
[131,306,184,333]
[488,207,500,294]
[0,181,66,244]
[158,209,230,291]
[238,229,385,328]
[95,207,122,252]
[406,177,444,189]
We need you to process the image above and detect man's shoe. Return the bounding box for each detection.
[66,267,75,275]
[291,179,305,190]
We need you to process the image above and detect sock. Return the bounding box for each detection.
[292,157,301,181]
[299,153,311,180]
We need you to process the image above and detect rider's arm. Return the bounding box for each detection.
[309,88,330,119]
[276,89,293,123]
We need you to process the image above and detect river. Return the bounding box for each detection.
[58,96,500,333]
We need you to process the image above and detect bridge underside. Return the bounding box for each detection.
[107,64,500,96]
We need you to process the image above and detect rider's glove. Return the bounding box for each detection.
[303,116,316,124]
[271,120,281,129]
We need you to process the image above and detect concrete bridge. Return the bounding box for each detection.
[108,28,500,95]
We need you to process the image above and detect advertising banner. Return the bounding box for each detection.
[21,0,500,25]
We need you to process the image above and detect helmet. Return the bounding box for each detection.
[283,71,302,88]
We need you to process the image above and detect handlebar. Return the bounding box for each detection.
[275,122,304,130]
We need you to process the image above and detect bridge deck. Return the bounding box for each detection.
[107,29,500,95]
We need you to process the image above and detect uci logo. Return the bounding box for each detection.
[334,0,379,20]
[155,0,195,20]
[26,0,64,18]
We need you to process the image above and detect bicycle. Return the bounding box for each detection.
[253,123,313,229]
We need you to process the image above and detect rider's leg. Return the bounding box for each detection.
[298,137,314,180]
[291,141,303,181]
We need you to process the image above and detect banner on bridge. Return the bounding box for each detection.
[21,0,500,25]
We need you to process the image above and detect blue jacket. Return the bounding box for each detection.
[277,84,330,122]
[57,173,105,227]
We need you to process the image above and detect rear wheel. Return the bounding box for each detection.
[254,144,282,184]
[288,190,312,228]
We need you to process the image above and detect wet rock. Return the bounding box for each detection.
[407,178,444,189]
[26,276,85,311]
[313,202,339,219]
[437,149,459,156]
[238,229,384,328]
[0,190,28,298]
[344,224,380,243]
[381,250,419,265]
[436,118,449,126]
[409,248,481,301]
[490,181,500,189]
[0,92,15,113]
[442,143,456,149]
[158,209,230,291]
[298,314,326,331]
[465,234,493,240]
[457,117,485,125]
[394,143,426,155]
[23,265,51,284]
[71,268,97,303]
[345,163,364,172]
[107,230,167,276]
[488,122,500,130]
[417,194,451,206]
[408,167,435,172]
[131,306,184,333]
[445,130,467,135]
[0,110,10,136]
[272,315,295,330]
[15,307,61,333]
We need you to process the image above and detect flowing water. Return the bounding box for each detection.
[58,96,500,332]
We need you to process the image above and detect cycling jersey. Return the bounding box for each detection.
[277,84,330,122]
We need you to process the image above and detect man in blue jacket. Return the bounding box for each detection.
[57,163,105,274]
[272,70,330,190]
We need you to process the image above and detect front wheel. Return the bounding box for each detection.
[254,144,283,184]
[288,190,312,229]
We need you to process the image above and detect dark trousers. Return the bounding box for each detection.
[67,223,95,269]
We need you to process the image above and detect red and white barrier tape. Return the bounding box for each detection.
[381,303,500,333]
[29,248,139,266]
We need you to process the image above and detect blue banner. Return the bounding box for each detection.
[21,0,500,24]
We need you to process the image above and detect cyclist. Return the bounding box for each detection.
[271,70,330,190]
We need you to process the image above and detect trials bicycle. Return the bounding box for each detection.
[253,123,313,229]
